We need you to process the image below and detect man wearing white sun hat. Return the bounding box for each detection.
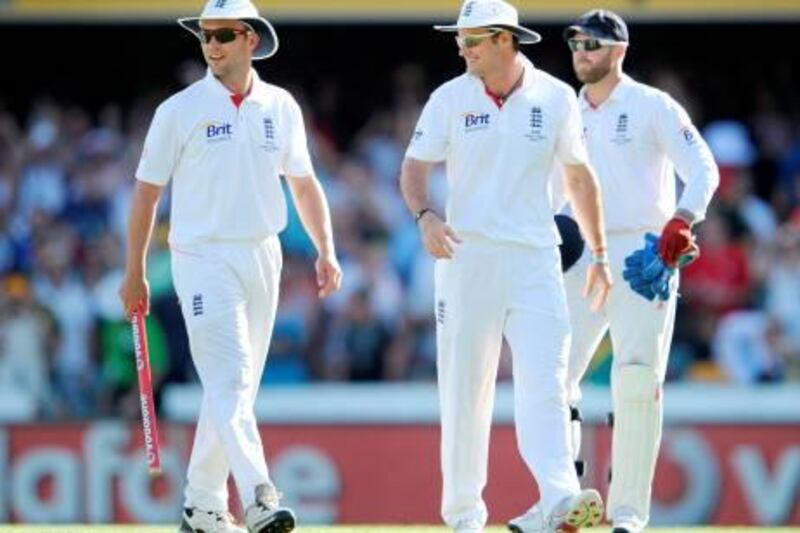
[119,0,342,532]
[399,0,611,531]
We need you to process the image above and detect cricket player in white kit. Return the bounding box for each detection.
[399,1,613,531]
[119,1,342,532]
[555,10,718,533]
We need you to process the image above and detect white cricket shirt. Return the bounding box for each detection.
[578,74,718,232]
[136,69,313,247]
[406,56,588,248]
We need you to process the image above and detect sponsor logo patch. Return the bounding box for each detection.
[204,121,233,142]
[463,112,490,132]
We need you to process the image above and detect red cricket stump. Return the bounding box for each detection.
[131,307,162,476]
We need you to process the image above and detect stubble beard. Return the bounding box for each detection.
[576,62,611,85]
[574,51,614,85]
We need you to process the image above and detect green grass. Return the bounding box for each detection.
[0,524,800,533]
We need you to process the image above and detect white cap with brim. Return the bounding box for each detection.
[178,0,279,60]
[434,0,541,45]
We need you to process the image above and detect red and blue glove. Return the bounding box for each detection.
[658,217,694,267]
[623,232,701,302]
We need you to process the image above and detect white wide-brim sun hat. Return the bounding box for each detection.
[434,0,541,45]
[178,0,279,60]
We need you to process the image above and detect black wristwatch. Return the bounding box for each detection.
[415,207,433,224]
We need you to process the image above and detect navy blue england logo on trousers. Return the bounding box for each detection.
[192,294,204,316]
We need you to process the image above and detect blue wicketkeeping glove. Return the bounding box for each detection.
[622,233,698,301]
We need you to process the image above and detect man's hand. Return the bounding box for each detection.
[583,262,613,311]
[419,212,462,259]
[623,233,698,302]
[658,217,693,267]
[119,272,150,318]
[316,252,343,298]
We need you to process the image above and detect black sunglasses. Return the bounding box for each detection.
[198,28,250,44]
[567,38,613,52]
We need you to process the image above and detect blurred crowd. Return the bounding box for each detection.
[1,59,799,420]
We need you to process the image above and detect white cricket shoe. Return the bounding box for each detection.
[507,503,545,532]
[244,483,296,533]
[611,505,645,533]
[547,488,604,532]
[612,525,642,533]
[179,507,246,532]
[612,518,644,533]
[454,518,484,532]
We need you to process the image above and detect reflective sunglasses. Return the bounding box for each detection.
[567,38,617,52]
[455,29,500,49]
[198,27,250,44]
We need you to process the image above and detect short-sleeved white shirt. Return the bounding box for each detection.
[406,56,588,248]
[578,75,718,233]
[136,69,313,247]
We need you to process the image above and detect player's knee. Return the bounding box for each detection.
[528,378,568,408]
[613,364,661,403]
[565,366,586,403]
[199,359,250,395]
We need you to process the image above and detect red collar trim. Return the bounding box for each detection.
[484,85,506,109]
[230,84,253,109]
[483,68,525,110]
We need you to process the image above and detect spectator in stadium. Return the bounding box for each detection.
[712,310,790,383]
[32,222,97,417]
[0,274,58,418]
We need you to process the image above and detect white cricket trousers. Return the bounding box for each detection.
[434,235,581,528]
[563,229,677,527]
[171,236,282,511]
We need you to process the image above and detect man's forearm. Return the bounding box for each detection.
[565,166,607,253]
[126,182,162,275]
[291,177,336,256]
[399,158,433,215]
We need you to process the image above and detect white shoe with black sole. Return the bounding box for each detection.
[245,483,296,533]
[178,507,246,532]
[507,503,545,533]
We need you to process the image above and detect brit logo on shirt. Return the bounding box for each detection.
[205,121,233,143]
[261,117,278,151]
[611,113,632,145]
[463,112,490,132]
[524,106,545,142]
